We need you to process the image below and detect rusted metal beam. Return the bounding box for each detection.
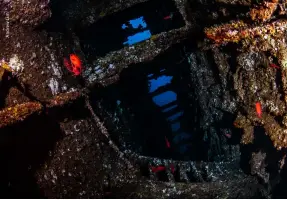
[0,90,82,129]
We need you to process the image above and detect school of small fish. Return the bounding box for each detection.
[151,164,175,174]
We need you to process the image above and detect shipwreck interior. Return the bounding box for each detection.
[89,44,238,163]
[2,0,287,198]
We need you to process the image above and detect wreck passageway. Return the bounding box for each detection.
[90,45,217,161]
[75,0,185,59]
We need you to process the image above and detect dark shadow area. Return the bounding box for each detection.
[0,97,90,198]
[0,114,62,198]
[185,0,250,29]
[240,126,283,196]
[273,152,287,198]
[0,71,44,109]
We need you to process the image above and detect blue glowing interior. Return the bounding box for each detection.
[149,75,173,93]
[152,91,177,107]
[122,16,152,46]
[148,73,192,154]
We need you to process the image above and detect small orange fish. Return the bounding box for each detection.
[255,102,262,118]
[164,15,171,20]
[63,54,83,76]
[270,63,280,69]
[70,54,82,68]
[165,136,171,148]
[151,166,166,173]
[170,164,175,174]
[163,13,173,20]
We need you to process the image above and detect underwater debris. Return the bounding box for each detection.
[232,50,286,148]
[0,60,13,72]
[205,18,287,111]
[48,78,59,96]
[44,46,62,78]
[214,0,252,6]
[205,19,287,45]
[0,68,5,84]
[234,110,287,150]
[278,1,287,15]
[232,50,287,148]
[250,151,269,184]
[205,20,248,44]
[2,55,24,74]
[241,125,254,145]
[0,90,82,129]
[263,115,287,150]
[0,102,43,128]
[250,0,278,22]
[8,0,51,27]
[46,91,82,108]
[0,61,11,84]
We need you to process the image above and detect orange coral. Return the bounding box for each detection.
[47,91,82,108]
[250,0,279,22]
[0,90,82,129]
[0,102,43,128]
[205,19,287,44]
[204,20,248,44]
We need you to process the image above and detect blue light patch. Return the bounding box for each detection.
[149,75,173,93]
[123,30,152,46]
[122,16,147,30]
[122,24,128,29]
[129,16,147,29]
[152,91,177,107]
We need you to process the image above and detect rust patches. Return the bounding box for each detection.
[250,0,279,22]
[0,102,43,128]
[0,90,82,129]
[241,125,254,144]
[205,19,287,45]
[46,91,82,108]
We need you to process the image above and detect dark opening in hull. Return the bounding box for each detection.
[75,0,185,60]
[90,45,210,161]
